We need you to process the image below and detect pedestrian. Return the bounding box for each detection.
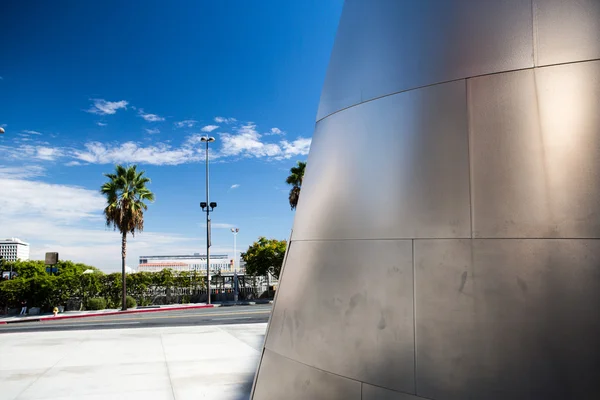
[19,300,27,315]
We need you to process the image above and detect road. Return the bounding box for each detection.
[0,304,272,333]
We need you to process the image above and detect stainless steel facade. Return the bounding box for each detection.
[252,0,600,398]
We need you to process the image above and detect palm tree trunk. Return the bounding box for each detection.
[121,231,127,311]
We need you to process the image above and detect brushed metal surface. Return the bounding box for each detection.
[317,0,533,120]
[294,80,471,241]
[363,384,425,400]
[252,349,361,399]
[415,239,600,399]
[265,239,415,393]
[534,61,600,238]
[469,62,600,238]
[534,0,600,67]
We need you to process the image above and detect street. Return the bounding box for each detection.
[0,304,272,334]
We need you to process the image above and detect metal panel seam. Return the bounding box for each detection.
[466,78,474,239]
[315,58,600,124]
[412,239,418,395]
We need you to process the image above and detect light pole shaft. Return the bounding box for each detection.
[205,140,211,305]
[233,232,237,301]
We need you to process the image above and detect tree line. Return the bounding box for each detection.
[0,260,206,312]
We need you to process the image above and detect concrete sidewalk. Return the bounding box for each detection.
[0,322,267,399]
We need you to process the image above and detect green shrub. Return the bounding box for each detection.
[126,295,137,309]
[87,297,106,310]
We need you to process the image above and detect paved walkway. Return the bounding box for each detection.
[0,323,267,400]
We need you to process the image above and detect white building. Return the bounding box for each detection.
[0,238,30,262]
[138,253,244,274]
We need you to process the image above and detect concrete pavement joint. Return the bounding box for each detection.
[160,333,178,400]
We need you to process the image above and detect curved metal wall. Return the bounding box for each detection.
[252,1,600,399]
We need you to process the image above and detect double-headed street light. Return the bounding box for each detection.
[200,136,216,304]
[231,227,239,301]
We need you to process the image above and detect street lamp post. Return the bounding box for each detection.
[231,228,239,301]
[200,136,216,304]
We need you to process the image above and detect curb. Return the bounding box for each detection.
[1,304,218,324]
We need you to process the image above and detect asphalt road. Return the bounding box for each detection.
[0,304,272,333]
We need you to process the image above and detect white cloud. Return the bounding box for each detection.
[0,165,45,179]
[65,161,82,167]
[201,125,219,132]
[230,184,240,190]
[138,109,165,122]
[73,141,199,166]
[97,122,107,127]
[175,120,197,128]
[22,130,42,135]
[214,116,237,124]
[0,178,104,222]
[1,122,309,166]
[145,128,160,135]
[268,127,283,135]
[1,144,65,161]
[219,123,311,160]
[86,99,128,115]
[281,137,312,158]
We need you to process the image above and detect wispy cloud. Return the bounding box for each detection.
[96,122,107,127]
[230,184,240,190]
[267,127,284,135]
[72,140,199,166]
[1,144,64,161]
[201,125,219,132]
[22,130,43,135]
[0,177,104,222]
[1,122,309,165]
[0,76,3,80]
[138,109,165,122]
[86,99,128,115]
[65,161,83,167]
[145,128,160,135]
[214,116,236,124]
[0,165,45,179]
[174,120,197,128]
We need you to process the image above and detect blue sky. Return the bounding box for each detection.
[0,1,343,272]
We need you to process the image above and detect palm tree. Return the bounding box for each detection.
[286,161,306,210]
[101,164,154,310]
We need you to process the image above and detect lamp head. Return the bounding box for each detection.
[200,202,207,210]
[0,127,5,134]
[209,202,217,209]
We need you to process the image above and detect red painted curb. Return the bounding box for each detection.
[37,304,216,322]
[0,321,6,325]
